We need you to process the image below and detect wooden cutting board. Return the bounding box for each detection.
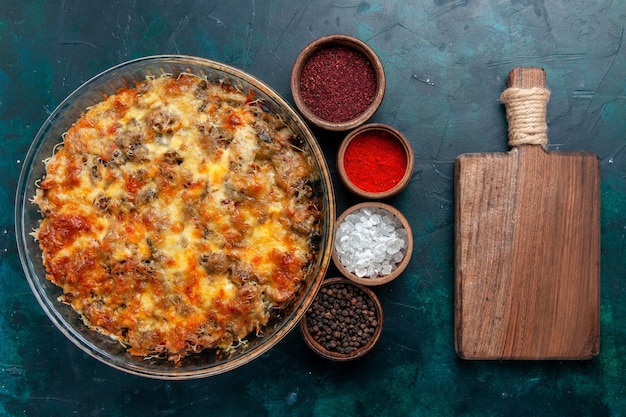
[454,67,600,360]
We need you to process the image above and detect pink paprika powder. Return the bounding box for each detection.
[343,130,408,193]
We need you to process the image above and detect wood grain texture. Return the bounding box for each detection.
[454,68,600,360]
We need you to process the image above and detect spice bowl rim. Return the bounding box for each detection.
[290,34,386,131]
[332,202,413,286]
[299,277,384,361]
[337,123,414,199]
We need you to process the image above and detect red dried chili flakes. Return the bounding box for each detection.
[299,46,376,123]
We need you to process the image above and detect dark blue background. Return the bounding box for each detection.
[1,1,624,416]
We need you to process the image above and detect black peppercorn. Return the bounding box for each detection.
[304,281,380,356]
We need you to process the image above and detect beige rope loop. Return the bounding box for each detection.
[500,87,551,148]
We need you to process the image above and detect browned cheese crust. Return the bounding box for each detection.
[33,74,322,361]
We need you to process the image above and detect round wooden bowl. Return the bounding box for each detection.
[332,202,413,286]
[300,277,383,361]
[290,34,386,131]
[337,123,414,199]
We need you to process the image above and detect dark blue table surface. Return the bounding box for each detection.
[1,1,625,416]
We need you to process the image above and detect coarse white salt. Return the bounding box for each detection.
[335,207,408,278]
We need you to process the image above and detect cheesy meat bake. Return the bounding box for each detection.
[32,74,323,362]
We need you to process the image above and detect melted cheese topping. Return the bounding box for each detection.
[33,74,322,361]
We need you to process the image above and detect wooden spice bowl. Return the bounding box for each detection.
[290,34,386,131]
[337,123,414,199]
[300,277,384,361]
[332,202,413,286]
